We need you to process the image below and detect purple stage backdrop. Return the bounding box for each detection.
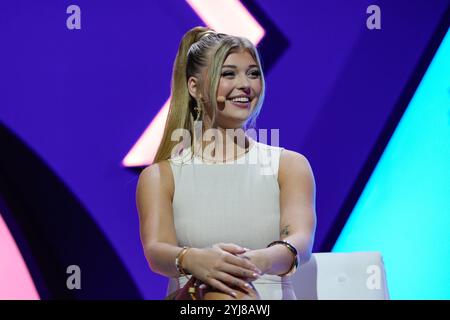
[0,0,448,299]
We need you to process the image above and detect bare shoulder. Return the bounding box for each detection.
[137,160,174,200]
[278,149,315,187]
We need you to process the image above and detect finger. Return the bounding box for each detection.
[206,278,238,298]
[220,264,260,281]
[244,282,260,297]
[225,254,262,274]
[217,243,247,255]
[215,271,254,293]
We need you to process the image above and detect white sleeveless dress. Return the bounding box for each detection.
[167,140,297,300]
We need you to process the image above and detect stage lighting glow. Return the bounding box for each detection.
[122,98,170,167]
[0,213,40,299]
[333,28,450,299]
[186,0,265,44]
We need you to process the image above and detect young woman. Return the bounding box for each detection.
[136,26,316,300]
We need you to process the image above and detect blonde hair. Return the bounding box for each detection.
[153,26,266,163]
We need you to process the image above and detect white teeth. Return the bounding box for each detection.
[231,97,250,103]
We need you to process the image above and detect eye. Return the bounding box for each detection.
[249,70,261,78]
[221,71,234,77]
[221,69,261,78]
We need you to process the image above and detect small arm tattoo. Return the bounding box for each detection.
[281,225,290,237]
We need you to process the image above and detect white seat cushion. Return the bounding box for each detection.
[290,252,389,299]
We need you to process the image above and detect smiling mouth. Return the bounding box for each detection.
[227,96,252,108]
[229,100,250,108]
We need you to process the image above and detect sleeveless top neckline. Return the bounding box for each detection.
[171,139,260,165]
[191,138,258,164]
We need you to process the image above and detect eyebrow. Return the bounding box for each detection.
[222,64,259,69]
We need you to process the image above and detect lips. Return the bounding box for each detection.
[228,95,252,101]
[229,100,251,108]
[227,95,252,109]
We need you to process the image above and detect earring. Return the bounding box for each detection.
[194,103,202,121]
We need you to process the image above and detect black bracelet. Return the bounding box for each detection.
[267,240,298,256]
[267,240,299,276]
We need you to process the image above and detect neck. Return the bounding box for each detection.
[193,121,252,162]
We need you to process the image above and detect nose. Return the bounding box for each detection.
[236,74,251,93]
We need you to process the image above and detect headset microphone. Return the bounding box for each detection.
[217,96,226,103]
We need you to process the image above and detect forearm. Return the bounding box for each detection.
[144,242,185,278]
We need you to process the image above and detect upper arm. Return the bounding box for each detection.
[136,160,177,249]
[278,150,316,241]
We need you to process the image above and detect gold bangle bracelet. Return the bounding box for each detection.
[175,246,191,277]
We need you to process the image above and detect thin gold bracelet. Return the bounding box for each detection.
[175,246,191,277]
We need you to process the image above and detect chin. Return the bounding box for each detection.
[217,104,256,128]
[216,116,249,129]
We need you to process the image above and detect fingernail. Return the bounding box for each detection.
[244,283,250,288]
[252,273,260,278]
[231,291,237,298]
[244,248,251,251]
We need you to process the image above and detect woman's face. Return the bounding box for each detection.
[213,50,262,128]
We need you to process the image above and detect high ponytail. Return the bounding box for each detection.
[153,26,216,163]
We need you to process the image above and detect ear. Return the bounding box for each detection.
[187,76,200,100]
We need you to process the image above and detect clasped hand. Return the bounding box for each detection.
[183,242,263,298]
